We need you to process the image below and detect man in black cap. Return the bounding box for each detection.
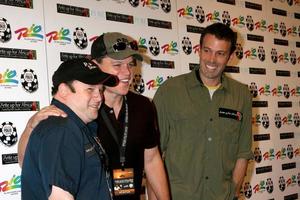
[18,33,170,200]
[21,58,118,200]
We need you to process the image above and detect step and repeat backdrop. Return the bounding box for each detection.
[0,0,299,199]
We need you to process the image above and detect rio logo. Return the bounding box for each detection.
[0,175,21,192]
[177,6,193,18]
[15,24,43,40]
[45,28,71,43]
[161,41,178,55]
[146,76,164,90]
[0,69,18,84]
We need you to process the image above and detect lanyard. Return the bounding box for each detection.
[120,96,129,167]
[101,96,129,168]
[83,128,113,200]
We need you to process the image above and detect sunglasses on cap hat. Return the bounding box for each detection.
[112,40,138,52]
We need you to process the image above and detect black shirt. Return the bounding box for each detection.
[97,91,158,200]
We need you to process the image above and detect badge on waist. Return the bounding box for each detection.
[113,168,135,196]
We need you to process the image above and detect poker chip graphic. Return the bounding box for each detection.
[279,22,286,37]
[148,37,160,56]
[182,37,192,55]
[21,68,38,93]
[0,17,12,42]
[287,144,293,159]
[257,46,265,62]
[128,0,139,7]
[195,6,205,23]
[161,0,171,13]
[0,122,17,147]
[293,113,300,127]
[262,114,269,129]
[249,82,257,98]
[243,182,252,199]
[283,84,290,99]
[274,113,281,129]
[290,50,296,65]
[132,74,145,94]
[235,43,243,60]
[266,178,273,193]
[271,48,278,63]
[73,27,88,49]
[246,15,254,31]
[278,176,286,191]
[222,11,231,26]
[287,0,293,6]
[254,147,262,163]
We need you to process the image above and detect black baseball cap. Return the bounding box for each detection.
[91,32,143,61]
[52,58,118,88]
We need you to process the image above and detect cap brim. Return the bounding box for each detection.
[79,72,118,87]
[100,74,119,87]
[108,50,143,61]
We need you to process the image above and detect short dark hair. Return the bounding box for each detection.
[51,81,75,96]
[200,23,237,54]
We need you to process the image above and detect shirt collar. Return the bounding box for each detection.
[190,69,229,91]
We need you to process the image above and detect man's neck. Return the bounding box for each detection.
[199,72,221,87]
[104,92,124,118]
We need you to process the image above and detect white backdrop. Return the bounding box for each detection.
[0,0,299,199]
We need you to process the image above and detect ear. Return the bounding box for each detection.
[228,52,235,62]
[198,45,201,56]
[57,83,70,98]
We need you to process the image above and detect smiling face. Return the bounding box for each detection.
[65,80,104,123]
[199,34,233,86]
[97,56,135,97]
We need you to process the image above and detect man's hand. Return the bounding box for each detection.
[18,105,67,167]
[29,105,67,130]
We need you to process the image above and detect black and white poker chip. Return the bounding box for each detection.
[148,36,160,56]
[21,68,38,93]
[266,178,273,193]
[279,22,286,37]
[195,6,205,23]
[254,147,262,163]
[161,0,171,13]
[0,17,12,43]
[0,121,17,147]
[290,50,296,65]
[182,36,192,55]
[258,46,265,62]
[278,176,286,191]
[128,0,139,7]
[294,113,300,127]
[262,113,269,129]
[222,11,231,26]
[235,43,243,60]
[243,182,252,199]
[283,84,290,99]
[274,113,282,129]
[271,48,278,63]
[73,27,88,49]
[287,0,293,6]
[132,74,145,94]
[249,82,258,98]
[287,144,293,159]
[246,15,254,31]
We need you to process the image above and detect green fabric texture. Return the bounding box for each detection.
[153,70,253,200]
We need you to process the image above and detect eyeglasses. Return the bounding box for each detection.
[112,40,138,52]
